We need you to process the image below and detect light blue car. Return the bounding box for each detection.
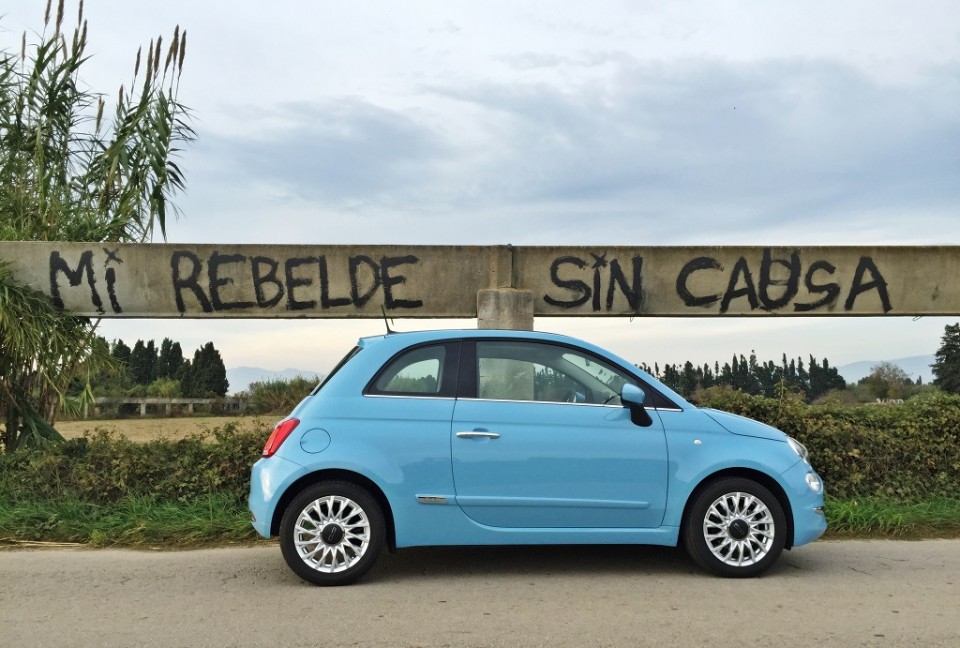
[249,329,826,585]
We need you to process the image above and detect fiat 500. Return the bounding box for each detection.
[249,329,826,585]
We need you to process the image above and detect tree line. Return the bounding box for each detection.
[644,323,960,403]
[90,338,229,399]
[640,353,847,402]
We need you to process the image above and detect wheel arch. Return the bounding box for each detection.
[679,468,795,550]
[270,469,397,551]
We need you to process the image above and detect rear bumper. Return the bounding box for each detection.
[248,455,308,538]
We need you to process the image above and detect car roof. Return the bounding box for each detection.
[286,328,687,412]
[353,328,691,408]
[358,328,587,347]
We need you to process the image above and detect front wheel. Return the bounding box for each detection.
[683,478,786,578]
[279,481,385,586]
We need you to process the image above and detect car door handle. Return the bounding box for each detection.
[456,431,501,439]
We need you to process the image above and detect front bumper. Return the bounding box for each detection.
[781,460,828,547]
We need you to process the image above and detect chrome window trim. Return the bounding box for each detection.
[364,393,456,400]
[362,394,683,411]
[457,396,683,411]
[462,397,616,407]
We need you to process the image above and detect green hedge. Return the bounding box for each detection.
[0,423,267,505]
[1,396,958,505]
[696,389,960,499]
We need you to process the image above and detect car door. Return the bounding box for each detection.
[450,339,668,529]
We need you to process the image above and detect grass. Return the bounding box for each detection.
[0,494,957,548]
[0,493,259,548]
[824,496,960,539]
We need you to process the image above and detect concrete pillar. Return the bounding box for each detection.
[477,289,534,330]
[139,402,147,416]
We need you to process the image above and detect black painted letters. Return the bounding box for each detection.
[43,245,896,318]
[169,251,424,314]
[50,250,107,313]
[671,248,891,314]
[544,254,644,312]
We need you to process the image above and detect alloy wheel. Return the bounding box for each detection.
[702,491,776,567]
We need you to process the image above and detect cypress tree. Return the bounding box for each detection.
[157,338,185,380]
[933,323,960,394]
[185,342,229,397]
[111,340,132,366]
[129,340,155,385]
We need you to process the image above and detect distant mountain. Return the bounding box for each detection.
[227,367,324,395]
[836,355,935,385]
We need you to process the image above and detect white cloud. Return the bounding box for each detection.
[169,58,959,248]
[4,0,960,374]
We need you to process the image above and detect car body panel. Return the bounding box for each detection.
[700,408,790,441]
[654,408,800,526]
[451,398,668,528]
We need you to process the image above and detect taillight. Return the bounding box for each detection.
[262,418,300,457]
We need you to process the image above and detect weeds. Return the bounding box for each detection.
[0,493,257,547]
[824,497,960,539]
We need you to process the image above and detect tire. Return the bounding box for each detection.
[683,477,786,578]
[279,481,385,586]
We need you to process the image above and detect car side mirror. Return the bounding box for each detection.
[621,383,645,405]
[620,384,653,427]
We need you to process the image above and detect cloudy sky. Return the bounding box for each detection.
[3,1,959,380]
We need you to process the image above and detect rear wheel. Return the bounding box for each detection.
[684,478,786,578]
[279,481,385,586]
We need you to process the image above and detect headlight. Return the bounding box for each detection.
[787,437,811,465]
[805,472,823,494]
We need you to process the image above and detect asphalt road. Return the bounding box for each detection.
[1,540,957,647]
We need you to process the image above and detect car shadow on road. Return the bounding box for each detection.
[366,544,704,583]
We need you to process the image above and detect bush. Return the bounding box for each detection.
[244,376,317,415]
[696,389,960,499]
[2,395,958,507]
[0,423,269,505]
[146,378,182,398]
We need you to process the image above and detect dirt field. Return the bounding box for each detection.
[55,415,276,442]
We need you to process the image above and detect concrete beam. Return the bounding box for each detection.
[513,245,955,317]
[477,289,534,330]
[2,242,959,318]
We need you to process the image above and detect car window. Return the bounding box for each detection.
[371,345,446,395]
[561,351,629,396]
[310,345,360,395]
[475,341,634,405]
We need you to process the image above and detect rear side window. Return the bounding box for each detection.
[367,342,460,397]
[310,346,361,395]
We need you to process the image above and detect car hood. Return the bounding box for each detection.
[700,408,788,442]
